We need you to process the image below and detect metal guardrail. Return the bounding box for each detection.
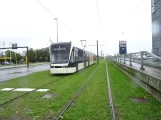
[108,51,161,70]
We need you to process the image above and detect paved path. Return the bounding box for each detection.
[0,64,50,82]
[0,62,49,69]
[124,61,161,79]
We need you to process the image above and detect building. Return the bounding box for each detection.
[152,0,161,56]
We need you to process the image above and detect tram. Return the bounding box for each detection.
[50,42,96,74]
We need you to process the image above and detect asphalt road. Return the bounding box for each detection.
[0,64,50,82]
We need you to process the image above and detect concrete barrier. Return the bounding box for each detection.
[110,60,161,102]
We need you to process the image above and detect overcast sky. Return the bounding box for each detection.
[0,0,151,55]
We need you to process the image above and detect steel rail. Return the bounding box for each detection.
[56,65,100,120]
[106,62,116,120]
[0,62,97,108]
[0,76,66,107]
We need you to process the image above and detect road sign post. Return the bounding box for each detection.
[0,46,29,67]
[97,40,99,63]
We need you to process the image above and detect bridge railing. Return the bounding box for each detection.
[109,51,161,70]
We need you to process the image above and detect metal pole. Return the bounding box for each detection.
[15,49,17,65]
[120,55,121,63]
[83,48,85,67]
[57,19,58,42]
[140,51,145,70]
[9,42,11,63]
[3,50,6,65]
[97,40,99,63]
[117,54,119,62]
[27,47,29,67]
[3,41,6,65]
[117,55,119,62]
[123,54,125,64]
[80,40,86,67]
[129,53,132,66]
[55,18,58,42]
[10,50,11,63]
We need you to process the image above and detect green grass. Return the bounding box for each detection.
[0,71,60,104]
[0,62,105,119]
[63,60,110,120]
[3,59,160,120]
[107,60,161,120]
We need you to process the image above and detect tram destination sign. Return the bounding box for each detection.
[54,48,66,51]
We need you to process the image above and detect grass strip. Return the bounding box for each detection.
[0,70,60,104]
[107,60,161,120]
[63,60,111,120]
[0,63,99,119]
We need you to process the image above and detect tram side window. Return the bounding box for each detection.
[78,49,83,62]
[84,52,87,61]
[70,49,75,63]
[78,49,80,62]
[74,47,78,62]
[86,52,89,61]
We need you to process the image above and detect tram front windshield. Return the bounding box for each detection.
[50,43,71,64]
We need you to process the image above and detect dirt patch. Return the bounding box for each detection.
[130,97,148,103]
[41,93,57,99]
[115,106,124,120]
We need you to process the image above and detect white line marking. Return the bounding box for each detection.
[1,88,49,92]
[13,88,35,92]
[1,88,14,91]
[36,89,49,92]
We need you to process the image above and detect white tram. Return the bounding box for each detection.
[50,42,97,74]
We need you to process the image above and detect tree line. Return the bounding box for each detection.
[0,47,50,64]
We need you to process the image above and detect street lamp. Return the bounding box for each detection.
[54,18,58,42]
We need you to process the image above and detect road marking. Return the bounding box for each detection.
[1,88,14,91]
[36,89,49,92]
[1,88,49,92]
[13,88,35,91]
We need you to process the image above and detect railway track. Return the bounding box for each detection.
[1,61,115,119]
[106,62,116,120]
[55,65,101,120]
[0,76,66,107]
[55,61,116,120]
[0,63,98,108]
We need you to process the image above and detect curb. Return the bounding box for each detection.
[0,63,50,70]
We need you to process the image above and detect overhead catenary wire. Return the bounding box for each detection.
[127,0,149,17]
[139,7,150,16]
[139,1,151,16]
[119,0,150,53]
[95,0,102,38]
[36,0,57,18]
[36,0,74,35]
[96,0,101,27]
[88,44,107,46]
